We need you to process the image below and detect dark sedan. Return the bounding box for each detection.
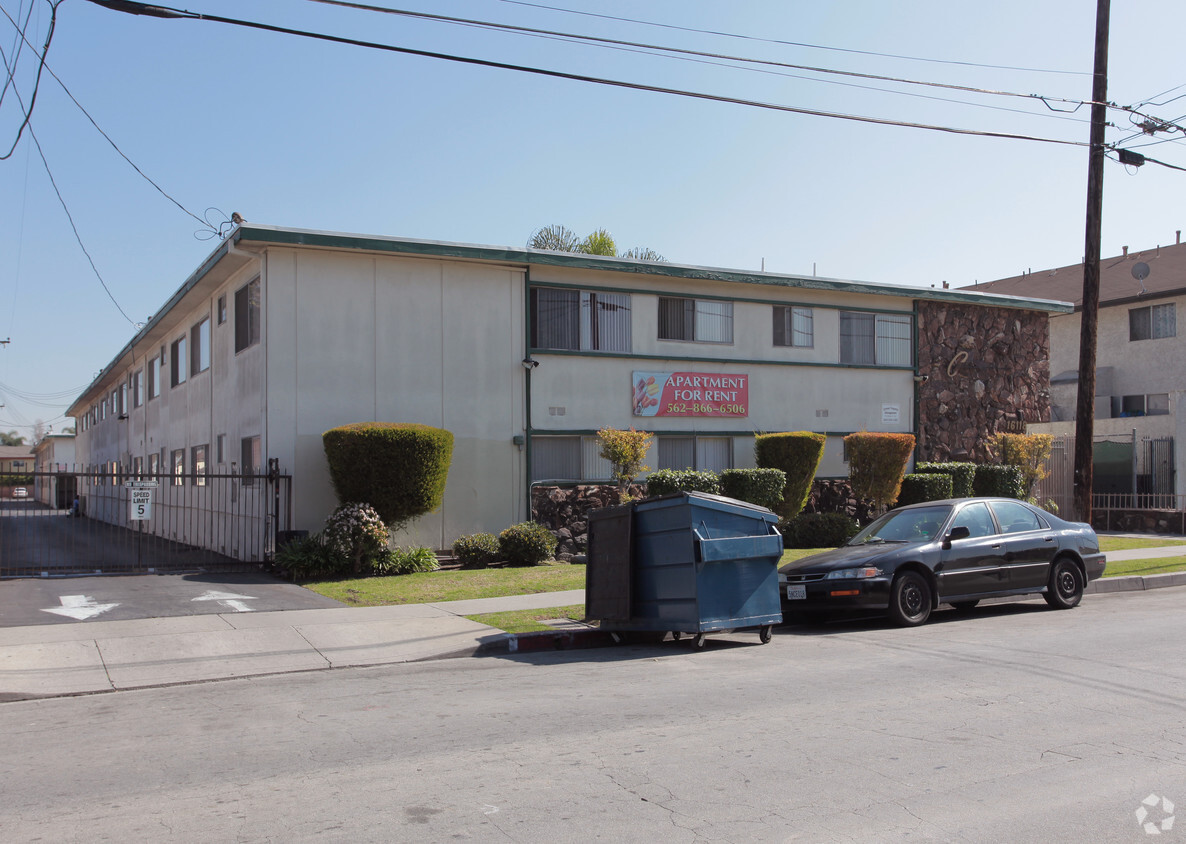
[779,498,1106,627]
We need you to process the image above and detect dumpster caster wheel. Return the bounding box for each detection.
[692,633,707,649]
[671,631,682,641]
[759,625,773,644]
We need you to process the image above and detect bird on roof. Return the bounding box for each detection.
[231,212,245,225]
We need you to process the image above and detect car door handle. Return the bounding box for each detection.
[1044,536,1055,542]
[991,544,1002,549]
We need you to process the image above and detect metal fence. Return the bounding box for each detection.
[0,461,292,577]
[1036,434,1177,516]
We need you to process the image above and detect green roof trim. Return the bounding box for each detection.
[237,224,1073,314]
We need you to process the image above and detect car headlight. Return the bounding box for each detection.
[825,566,883,580]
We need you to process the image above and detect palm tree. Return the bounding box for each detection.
[528,225,665,262]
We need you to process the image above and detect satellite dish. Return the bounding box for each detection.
[1132,262,1151,281]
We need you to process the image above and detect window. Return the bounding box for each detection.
[191,444,208,486]
[191,317,210,375]
[170,336,187,387]
[235,277,261,352]
[133,456,143,479]
[530,288,632,352]
[216,434,226,464]
[132,369,144,408]
[658,297,733,343]
[773,306,813,348]
[241,436,261,485]
[950,501,995,539]
[1115,393,1171,417]
[101,399,106,420]
[656,436,733,473]
[148,356,161,399]
[148,452,160,477]
[118,384,127,416]
[217,294,227,325]
[112,389,120,416]
[171,449,185,486]
[839,311,912,366]
[529,436,614,482]
[989,500,1043,534]
[1130,303,1176,341]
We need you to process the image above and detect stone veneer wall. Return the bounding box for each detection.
[916,301,1051,464]
[530,484,644,561]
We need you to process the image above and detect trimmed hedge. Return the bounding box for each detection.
[844,432,916,508]
[719,468,786,512]
[499,521,558,566]
[645,469,721,497]
[322,422,453,531]
[754,432,826,519]
[452,533,500,568]
[972,464,1025,498]
[914,461,976,498]
[780,512,860,549]
[895,473,954,507]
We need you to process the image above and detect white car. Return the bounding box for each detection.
[12,487,27,498]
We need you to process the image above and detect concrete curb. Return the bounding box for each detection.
[1086,572,1186,593]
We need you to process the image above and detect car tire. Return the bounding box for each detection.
[1044,558,1084,609]
[950,600,979,612]
[888,571,932,627]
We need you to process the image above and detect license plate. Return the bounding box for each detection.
[786,584,806,600]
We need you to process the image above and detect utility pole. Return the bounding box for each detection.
[1073,0,1111,523]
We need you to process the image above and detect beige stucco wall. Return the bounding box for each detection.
[262,249,527,549]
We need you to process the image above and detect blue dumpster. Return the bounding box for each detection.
[586,492,783,648]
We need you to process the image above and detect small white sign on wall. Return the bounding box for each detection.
[882,403,901,425]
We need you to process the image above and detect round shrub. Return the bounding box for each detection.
[322,502,390,575]
[780,512,860,549]
[498,521,558,566]
[452,533,500,568]
[720,468,786,511]
[373,546,440,575]
[323,423,454,531]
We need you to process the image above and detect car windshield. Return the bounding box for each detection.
[848,505,953,545]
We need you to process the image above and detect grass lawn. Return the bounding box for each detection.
[1098,536,1186,552]
[465,604,587,634]
[1104,557,1186,578]
[303,564,586,606]
[779,548,833,566]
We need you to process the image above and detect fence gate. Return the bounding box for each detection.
[0,462,292,578]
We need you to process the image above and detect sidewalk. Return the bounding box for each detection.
[3,545,1185,703]
[0,590,590,701]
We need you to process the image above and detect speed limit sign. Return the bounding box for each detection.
[130,488,154,520]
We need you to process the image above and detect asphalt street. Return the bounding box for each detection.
[2,587,1183,842]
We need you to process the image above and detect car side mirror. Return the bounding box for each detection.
[943,525,970,548]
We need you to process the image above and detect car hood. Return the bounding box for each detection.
[779,541,922,574]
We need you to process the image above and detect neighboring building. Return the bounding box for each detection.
[33,432,77,508]
[66,224,1069,553]
[0,444,34,475]
[966,234,1186,500]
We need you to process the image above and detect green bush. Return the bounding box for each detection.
[719,468,786,511]
[373,546,440,575]
[272,533,340,581]
[780,512,860,549]
[895,473,954,507]
[452,533,500,568]
[645,469,721,497]
[754,432,826,519]
[972,464,1025,498]
[498,521,558,566]
[844,432,916,508]
[322,423,454,531]
[914,462,976,498]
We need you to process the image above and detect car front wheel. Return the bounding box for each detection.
[888,571,932,627]
[1044,558,1084,609]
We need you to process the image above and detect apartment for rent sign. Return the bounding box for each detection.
[632,371,749,418]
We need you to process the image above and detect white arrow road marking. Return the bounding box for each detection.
[191,590,258,612]
[41,595,119,620]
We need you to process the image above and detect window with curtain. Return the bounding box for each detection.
[531,288,631,352]
[658,297,733,343]
[840,311,911,366]
[1130,303,1176,341]
[530,436,614,482]
[773,306,813,347]
[655,436,732,472]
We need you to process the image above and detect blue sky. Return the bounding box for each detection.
[1,0,1184,439]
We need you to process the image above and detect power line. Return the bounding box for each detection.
[491,0,1091,77]
[0,0,60,160]
[303,0,1101,118]
[84,1,1092,149]
[0,0,37,109]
